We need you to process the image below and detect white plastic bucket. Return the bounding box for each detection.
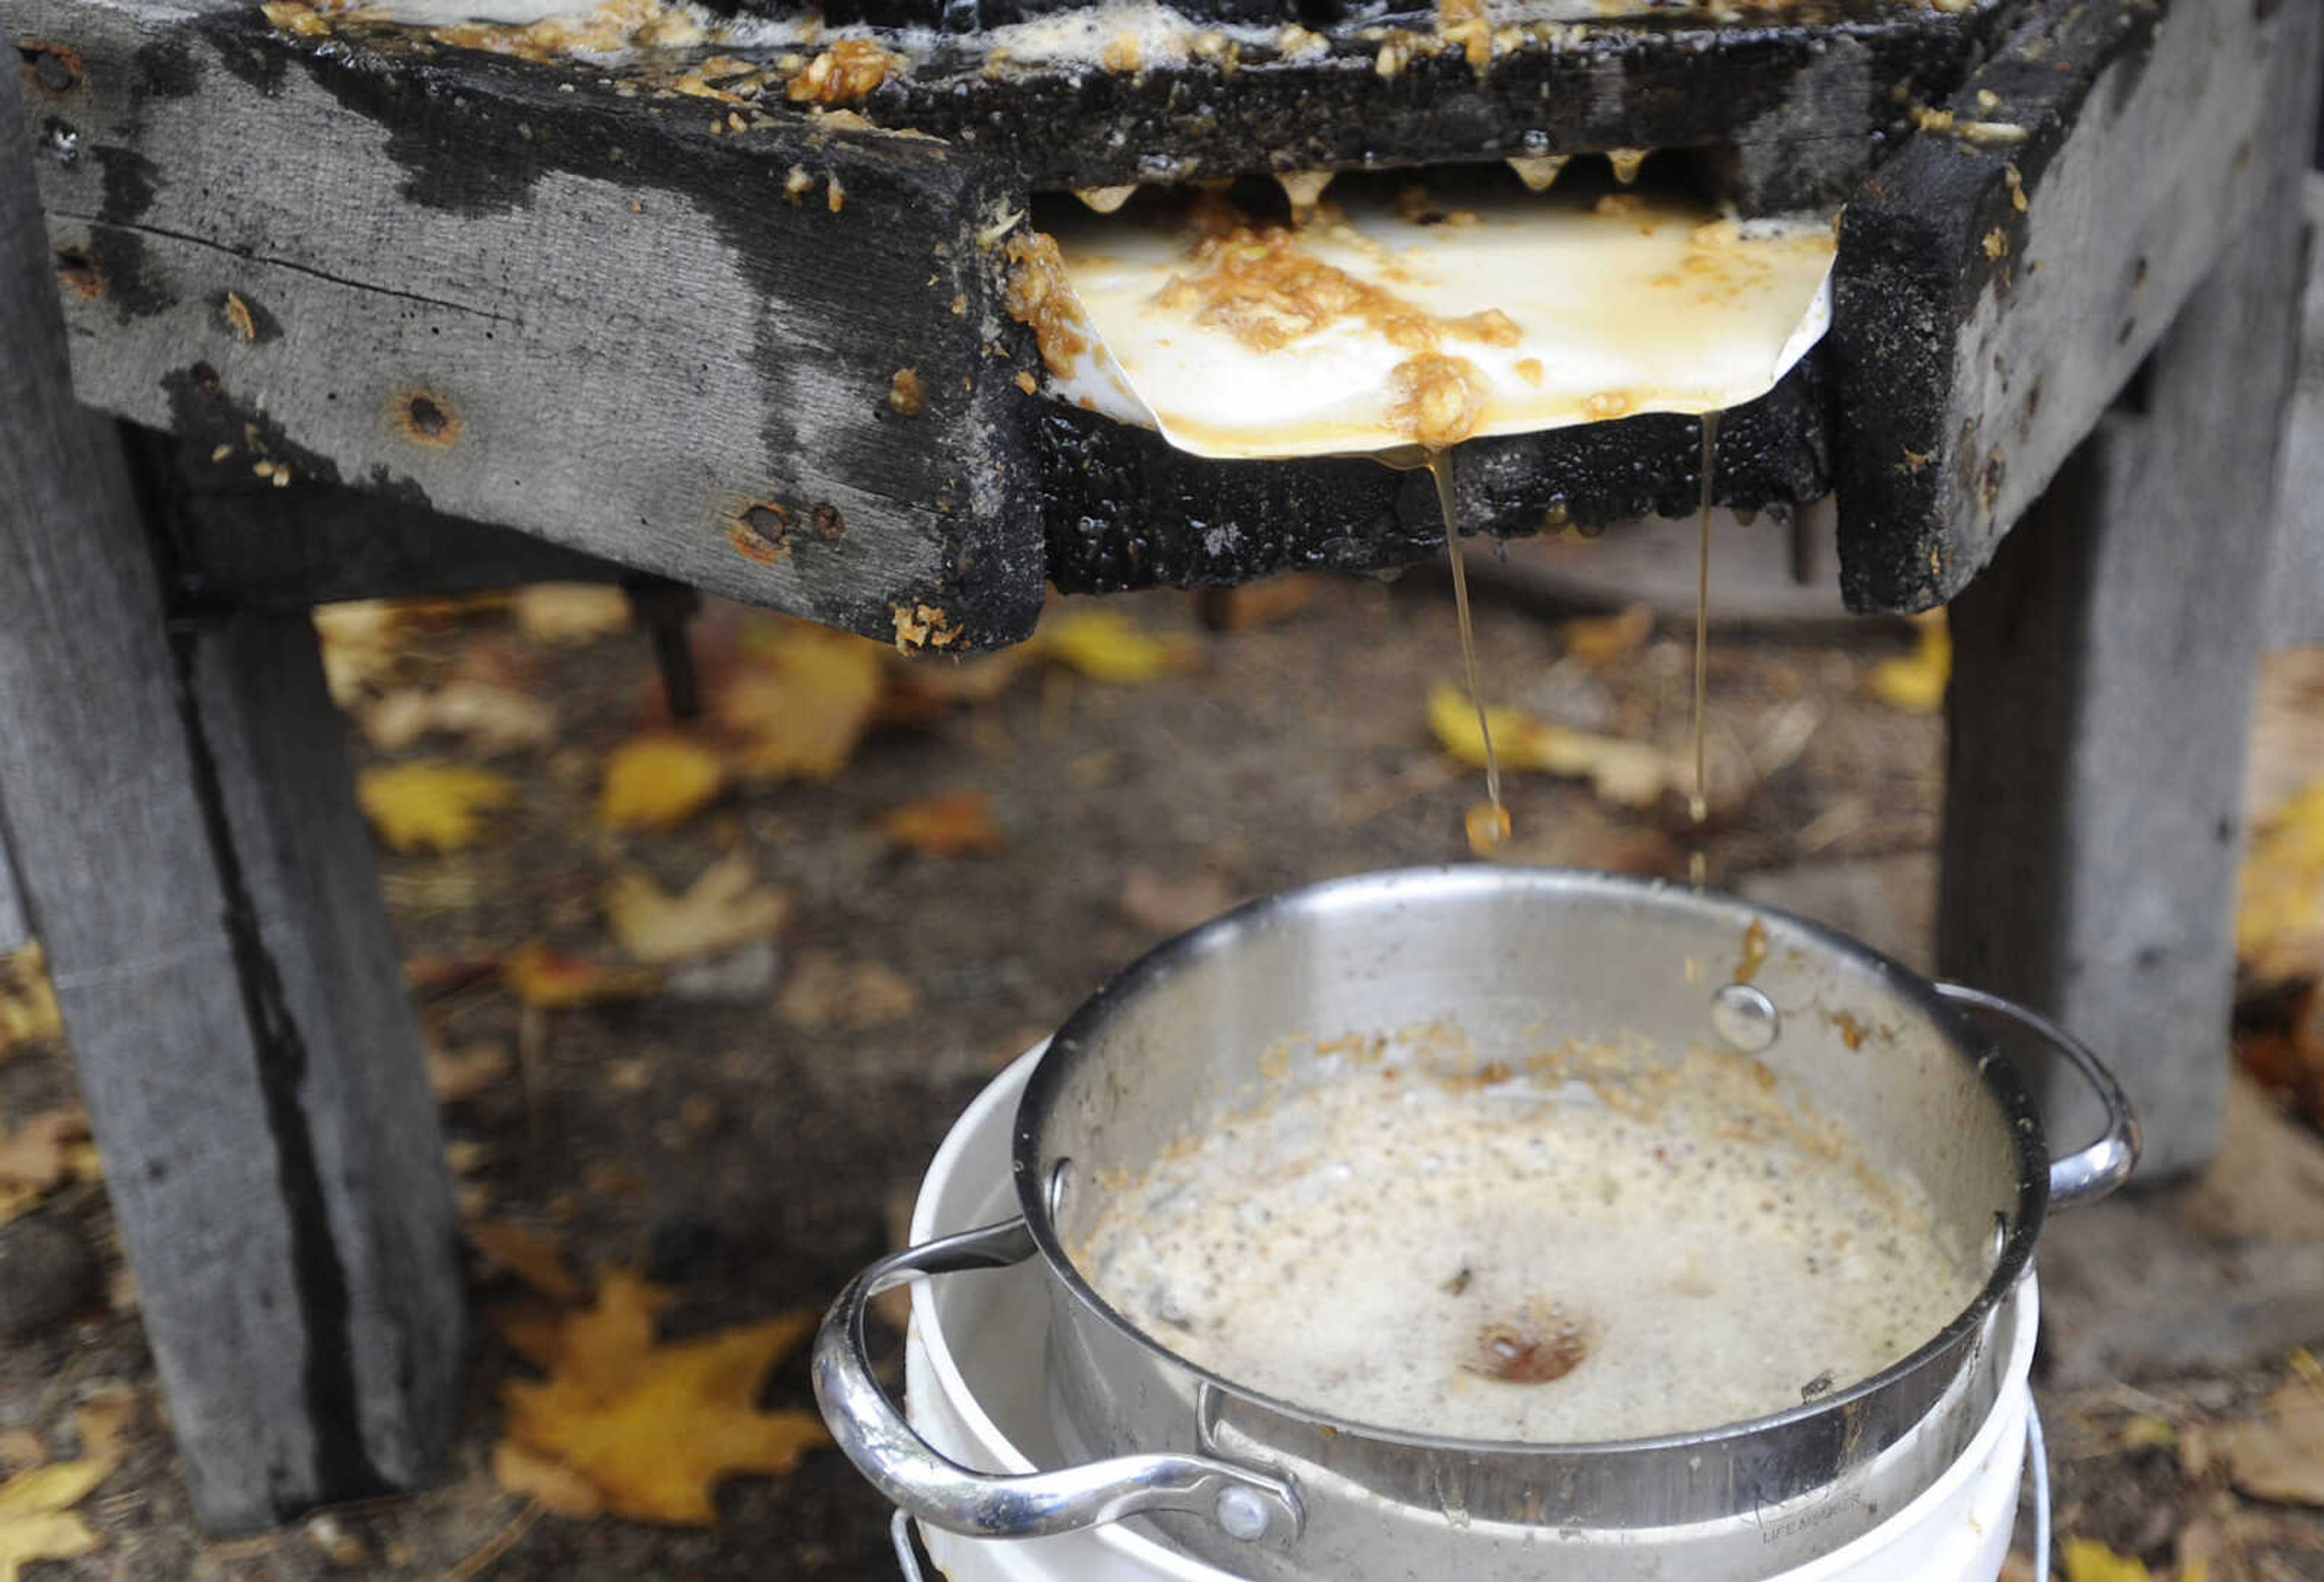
[902,1049,2036,1582]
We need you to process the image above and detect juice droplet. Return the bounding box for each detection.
[1433,450,1506,848]
[1465,799,1512,856]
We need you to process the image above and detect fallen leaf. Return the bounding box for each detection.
[2239,781,2324,986]
[71,1386,134,1466]
[470,1223,582,1302]
[0,1437,39,1477]
[1031,608,1198,684]
[513,583,632,645]
[2061,1539,2158,1582]
[881,648,1037,714]
[426,1040,513,1104]
[491,1440,606,1518]
[1192,576,1318,632]
[358,763,518,853]
[0,1448,117,1582]
[605,858,790,967]
[2121,1413,2179,1452]
[363,682,556,755]
[597,735,726,831]
[1561,603,1655,666]
[1119,868,1236,935]
[0,947,62,1058]
[501,942,660,1009]
[718,625,887,783]
[0,1111,90,1193]
[312,599,413,706]
[1426,683,1684,809]
[776,950,920,1031]
[1866,611,1951,714]
[2215,1377,2324,1505]
[499,1270,827,1524]
[877,792,1005,857]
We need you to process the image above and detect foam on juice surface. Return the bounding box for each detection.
[1077,1034,1983,1443]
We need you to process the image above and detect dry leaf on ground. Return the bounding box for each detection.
[312,599,415,706]
[363,682,556,755]
[498,1269,827,1524]
[491,1440,606,1518]
[470,1223,582,1302]
[597,735,726,831]
[513,583,632,645]
[70,1387,134,1468]
[1561,604,1655,667]
[501,942,660,1009]
[877,792,1005,857]
[1866,611,1952,714]
[1118,868,1236,935]
[1032,608,1199,683]
[2213,1376,2324,1506]
[1426,684,1684,809]
[2239,781,2324,986]
[605,857,790,966]
[0,1443,119,1582]
[1194,576,1318,632]
[0,1111,97,1226]
[426,1040,512,1104]
[2058,1536,2209,1582]
[776,950,921,1030]
[717,624,887,783]
[358,763,518,853]
[0,948,62,1058]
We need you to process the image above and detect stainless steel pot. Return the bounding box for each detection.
[816,866,2137,1581]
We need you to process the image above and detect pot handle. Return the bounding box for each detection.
[1934,981,2142,1209]
[812,1215,1304,1546]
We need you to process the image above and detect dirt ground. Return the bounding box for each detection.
[2,565,2322,1580]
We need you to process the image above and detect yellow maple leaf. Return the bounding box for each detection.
[2059,1537,2207,1582]
[501,942,660,1009]
[1031,608,1198,684]
[363,681,556,756]
[597,735,726,831]
[604,856,790,967]
[499,1270,827,1525]
[358,763,518,852]
[1426,683,1683,809]
[718,624,888,783]
[877,791,1005,857]
[2240,781,2324,985]
[0,946,62,1057]
[0,1451,117,1582]
[511,583,632,645]
[1561,603,1655,667]
[1867,611,1952,714]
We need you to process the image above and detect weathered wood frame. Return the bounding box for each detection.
[1,60,467,1532]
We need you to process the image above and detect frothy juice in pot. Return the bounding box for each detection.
[1078,1034,1982,1442]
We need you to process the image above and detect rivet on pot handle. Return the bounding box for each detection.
[1934,982,2142,1209]
[812,1216,1305,1545]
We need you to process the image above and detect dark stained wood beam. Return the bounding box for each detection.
[1831,0,2301,611]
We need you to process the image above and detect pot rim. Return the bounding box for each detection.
[1011,861,2050,1459]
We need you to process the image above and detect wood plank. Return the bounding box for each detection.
[0,60,464,1530]
[1934,0,2323,1179]
[0,821,27,957]
[15,0,1045,648]
[1831,0,2295,611]
[146,436,632,609]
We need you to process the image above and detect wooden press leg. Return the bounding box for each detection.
[0,67,465,1529]
[1936,42,2319,1180]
